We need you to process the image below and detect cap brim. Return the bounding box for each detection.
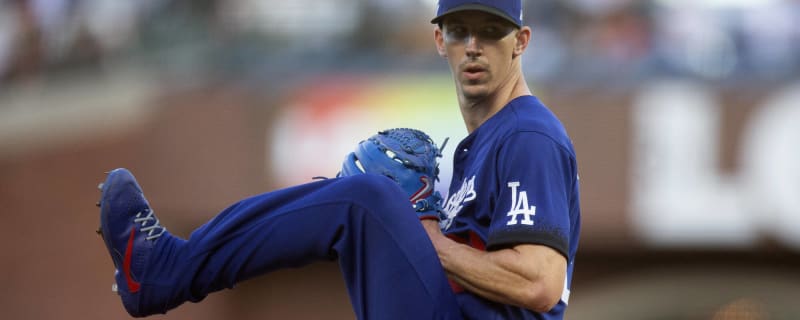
[430,4,521,28]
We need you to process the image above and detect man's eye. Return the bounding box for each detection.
[448,27,468,38]
[479,26,510,40]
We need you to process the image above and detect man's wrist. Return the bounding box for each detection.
[420,219,440,232]
[420,219,446,247]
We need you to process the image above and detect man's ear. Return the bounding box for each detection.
[513,27,532,58]
[434,27,447,58]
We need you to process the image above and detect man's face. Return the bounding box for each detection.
[435,10,523,101]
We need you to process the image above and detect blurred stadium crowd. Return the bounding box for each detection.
[1,0,798,89]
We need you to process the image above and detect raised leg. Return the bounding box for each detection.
[98,169,461,319]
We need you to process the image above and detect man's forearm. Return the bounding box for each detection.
[420,220,564,312]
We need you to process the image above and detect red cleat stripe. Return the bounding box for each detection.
[123,226,141,293]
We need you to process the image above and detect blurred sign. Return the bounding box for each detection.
[631,81,800,248]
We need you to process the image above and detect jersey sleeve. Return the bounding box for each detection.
[486,131,575,258]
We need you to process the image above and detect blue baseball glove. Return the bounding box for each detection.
[338,128,448,221]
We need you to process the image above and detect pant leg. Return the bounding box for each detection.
[161,174,462,320]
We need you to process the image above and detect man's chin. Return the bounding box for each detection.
[460,85,490,101]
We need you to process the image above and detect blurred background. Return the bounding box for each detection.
[1,0,799,319]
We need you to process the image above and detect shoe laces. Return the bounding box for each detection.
[134,208,166,241]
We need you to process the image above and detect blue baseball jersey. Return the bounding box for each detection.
[440,95,581,319]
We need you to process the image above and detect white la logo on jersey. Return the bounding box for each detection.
[506,182,536,226]
[441,175,477,229]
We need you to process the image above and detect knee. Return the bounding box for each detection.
[338,174,409,208]
[334,174,422,229]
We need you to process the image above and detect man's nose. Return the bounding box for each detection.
[465,34,481,57]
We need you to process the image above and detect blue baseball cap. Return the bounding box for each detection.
[431,0,523,28]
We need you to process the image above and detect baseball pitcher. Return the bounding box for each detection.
[96,1,581,319]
